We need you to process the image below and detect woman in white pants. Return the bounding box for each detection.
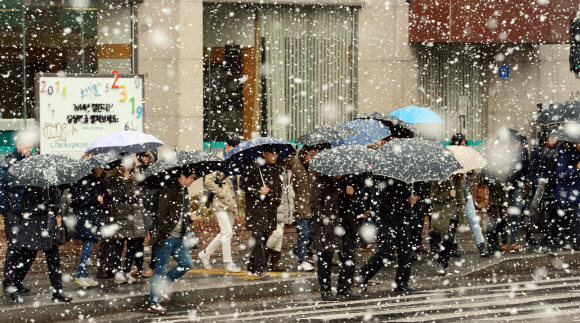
[198,135,242,273]
[266,161,295,271]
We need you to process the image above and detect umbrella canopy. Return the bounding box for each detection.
[78,152,122,175]
[6,154,85,187]
[309,145,376,176]
[332,119,391,147]
[535,100,580,125]
[295,126,358,146]
[389,106,445,124]
[138,150,223,188]
[356,112,416,138]
[446,146,487,173]
[549,124,580,143]
[223,137,295,175]
[372,138,462,183]
[86,131,164,155]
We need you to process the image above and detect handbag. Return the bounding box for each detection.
[54,215,77,246]
[470,176,490,210]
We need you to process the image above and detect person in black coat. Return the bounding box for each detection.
[359,176,419,292]
[72,164,105,288]
[4,185,73,303]
[311,174,360,301]
[527,134,559,249]
[239,145,283,277]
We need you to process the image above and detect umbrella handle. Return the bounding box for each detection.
[257,164,265,186]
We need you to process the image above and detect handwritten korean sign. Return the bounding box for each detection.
[37,73,144,159]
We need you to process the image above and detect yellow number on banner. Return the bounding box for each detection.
[119,85,127,102]
[62,86,67,98]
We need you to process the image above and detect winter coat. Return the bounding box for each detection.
[311,175,359,253]
[555,143,580,205]
[149,180,191,247]
[17,186,62,251]
[529,145,559,198]
[292,154,316,219]
[345,173,371,218]
[103,168,146,239]
[240,160,282,232]
[0,148,28,214]
[72,174,104,241]
[429,177,466,235]
[205,151,240,214]
[371,176,413,240]
[276,169,295,224]
[506,146,530,187]
[134,154,159,232]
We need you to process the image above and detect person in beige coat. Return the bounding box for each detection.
[198,134,242,273]
[266,158,295,271]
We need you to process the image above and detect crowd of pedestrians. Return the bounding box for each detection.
[0,124,579,311]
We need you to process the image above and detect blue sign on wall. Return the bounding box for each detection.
[499,65,510,78]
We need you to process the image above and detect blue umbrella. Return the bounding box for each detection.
[223,136,295,175]
[86,131,164,155]
[389,106,445,124]
[331,119,391,147]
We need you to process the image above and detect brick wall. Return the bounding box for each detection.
[0,217,298,276]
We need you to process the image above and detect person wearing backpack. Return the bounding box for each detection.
[198,134,242,273]
[72,155,105,288]
[0,132,34,296]
[148,169,196,313]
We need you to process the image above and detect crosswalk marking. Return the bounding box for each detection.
[143,276,580,322]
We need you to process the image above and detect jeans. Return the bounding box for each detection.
[465,194,485,245]
[77,239,94,278]
[2,212,27,288]
[292,218,314,263]
[205,211,235,263]
[508,185,524,245]
[148,236,193,304]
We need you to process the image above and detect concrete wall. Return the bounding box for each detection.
[356,0,418,116]
[138,0,204,153]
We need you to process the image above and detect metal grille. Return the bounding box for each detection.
[262,6,355,141]
[417,44,489,143]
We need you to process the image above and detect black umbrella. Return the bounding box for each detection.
[295,126,358,146]
[550,125,580,143]
[138,150,223,188]
[309,145,376,176]
[6,154,84,187]
[78,152,122,174]
[356,112,417,138]
[535,100,580,125]
[372,138,462,183]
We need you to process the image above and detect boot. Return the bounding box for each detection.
[52,290,73,303]
[451,242,461,258]
[270,250,286,272]
[477,243,489,257]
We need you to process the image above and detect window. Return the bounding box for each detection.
[0,0,134,120]
[203,3,356,149]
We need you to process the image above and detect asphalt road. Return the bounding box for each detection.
[79,271,580,322]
